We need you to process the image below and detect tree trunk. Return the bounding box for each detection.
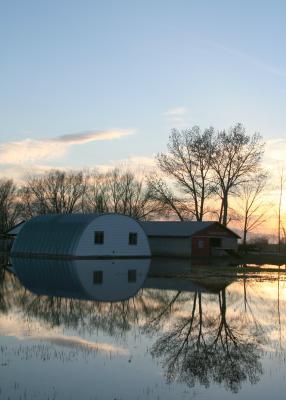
[222,194,228,226]
[243,212,248,251]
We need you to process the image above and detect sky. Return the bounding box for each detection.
[0,0,286,191]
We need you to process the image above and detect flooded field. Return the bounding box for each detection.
[1,257,286,399]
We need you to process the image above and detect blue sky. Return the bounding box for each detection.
[0,0,286,178]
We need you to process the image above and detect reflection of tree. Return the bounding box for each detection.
[0,271,168,337]
[1,267,196,341]
[3,266,286,394]
[16,292,142,336]
[144,290,184,333]
[0,262,7,313]
[149,288,263,393]
[18,289,184,337]
[0,256,18,313]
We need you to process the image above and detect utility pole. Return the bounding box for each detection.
[278,171,284,253]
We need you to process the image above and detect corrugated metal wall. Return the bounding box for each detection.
[12,214,94,256]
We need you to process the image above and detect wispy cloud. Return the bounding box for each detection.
[0,155,156,182]
[163,107,187,117]
[88,155,156,179]
[53,130,133,144]
[163,106,190,128]
[264,138,286,170]
[0,129,134,165]
[206,40,286,79]
[0,163,75,181]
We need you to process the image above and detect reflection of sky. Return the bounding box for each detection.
[226,280,286,347]
[0,314,128,355]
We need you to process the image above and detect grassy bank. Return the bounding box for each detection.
[231,252,286,265]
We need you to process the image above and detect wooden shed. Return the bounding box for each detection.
[140,221,240,258]
[11,213,151,258]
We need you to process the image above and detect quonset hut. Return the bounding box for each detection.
[140,221,239,258]
[11,213,151,258]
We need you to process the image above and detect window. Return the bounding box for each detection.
[128,269,137,282]
[210,238,222,247]
[198,240,204,249]
[129,232,137,245]
[94,231,104,244]
[93,270,103,284]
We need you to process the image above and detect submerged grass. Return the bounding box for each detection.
[149,261,286,291]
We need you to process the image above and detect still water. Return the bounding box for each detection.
[1,257,286,399]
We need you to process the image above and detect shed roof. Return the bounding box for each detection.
[141,221,214,237]
[12,214,103,256]
[141,221,239,238]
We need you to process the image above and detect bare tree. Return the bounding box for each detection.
[82,170,110,213]
[157,127,215,221]
[147,174,189,220]
[211,124,265,226]
[19,170,88,217]
[0,179,21,232]
[156,124,264,225]
[83,168,157,220]
[105,168,156,219]
[236,173,268,248]
[281,226,286,250]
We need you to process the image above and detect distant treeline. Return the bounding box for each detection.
[1,123,284,246]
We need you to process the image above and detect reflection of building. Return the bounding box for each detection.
[12,258,150,302]
[141,221,239,257]
[145,258,235,293]
[11,214,151,258]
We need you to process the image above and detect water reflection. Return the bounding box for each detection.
[12,257,150,302]
[1,258,152,336]
[1,257,286,398]
[139,260,263,392]
[148,288,263,392]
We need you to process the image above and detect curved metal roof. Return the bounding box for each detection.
[11,214,102,256]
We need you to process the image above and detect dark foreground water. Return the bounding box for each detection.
[1,257,286,399]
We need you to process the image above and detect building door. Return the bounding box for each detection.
[191,237,210,256]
